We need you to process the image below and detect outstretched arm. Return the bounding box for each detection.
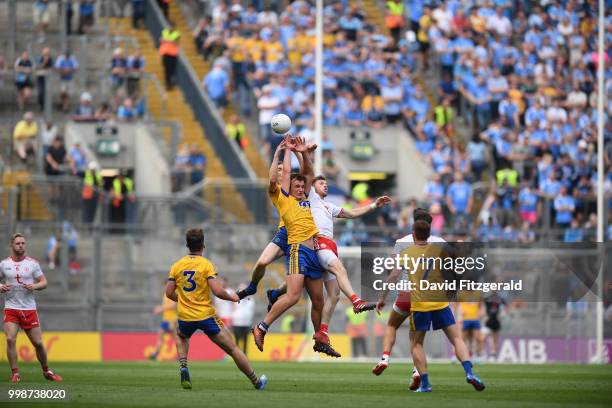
[268,141,285,193]
[338,196,391,219]
[280,136,294,193]
[376,267,402,312]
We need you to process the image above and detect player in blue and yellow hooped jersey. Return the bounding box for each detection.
[165,228,267,391]
[404,220,485,393]
[252,137,336,357]
[236,142,289,300]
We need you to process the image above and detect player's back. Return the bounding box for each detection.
[169,255,217,321]
[402,243,448,312]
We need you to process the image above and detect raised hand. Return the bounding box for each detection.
[375,196,392,208]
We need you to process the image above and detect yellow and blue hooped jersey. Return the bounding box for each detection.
[276,188,318,244]
[168,255,217,321]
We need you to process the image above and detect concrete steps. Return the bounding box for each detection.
[109,17,253,222]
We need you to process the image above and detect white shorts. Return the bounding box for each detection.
[317,248,339,270]
[33,8,50,25]
[322,269,337,282]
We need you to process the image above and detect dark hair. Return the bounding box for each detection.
[413,208,432,224]
[290,173,306,183]
[185,228,205,252]
[11,233,24,243]
[413,220,431,241]
[313,175,326,183]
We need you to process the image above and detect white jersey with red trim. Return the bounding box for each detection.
[393,234,446,282]
[308,189,343,238]
[0,257,44,310]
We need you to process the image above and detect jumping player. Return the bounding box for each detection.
[251,137,333,355]
[166,228,267,390]
[403,220,484,392]
[148,284,178,361]
[0,233,63,383]
[372,209,443,387]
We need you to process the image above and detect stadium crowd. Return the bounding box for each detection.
[193,0,610,243]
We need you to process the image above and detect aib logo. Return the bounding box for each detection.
[298,201,311,208]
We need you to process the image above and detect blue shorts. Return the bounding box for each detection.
[286,243,323,279]
[462,319,481,331]
[410,306,456,331]
[271,226,289,256]
[160,320,175,332]
[177,316,223,339]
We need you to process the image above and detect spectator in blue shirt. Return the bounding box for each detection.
[415,132,434,157]
[424,174,445,203]
[487,69,508,121]
[131,0,145,29]
[117,98,136,122]
[563,219,583,242]
[468,76,491,131]
[447,172,473,219]
[78,0,95,35]
[126,48,145,97]
[344,100,364,127]
[518,184,539,225]
[554,186,575,228]
[110,48,128,90]
[55,51,78,112]
[188,145,207,185]
[204,64,229,109]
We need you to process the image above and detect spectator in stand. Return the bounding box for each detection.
[518,221,536,244]
[131,0,145,29]
[40,120,58,159]
[424,173,445,204]
[345,100,364,128]
[78,0,96,35]
[74,92,95,121]
[94,102,113,121]
[226,115,246,151]
[188,145,206,185]
[159,21,181,90]
[257,85,280,149]
[67,140,87,177]
[14,51,34,111]
[171,146,190,192]
[33,1,50,42]
[554,186,575,229]
[55,50,79,112]
[322,150,341,183]
[446,172,473,226]
[467,133,488,181]
[110,48,128,91]
[126,48,145,97]
[36,47,54,113]
[45,136,66,176]
[13,112,39,162]
[117,98,137,121]
[204,62,229,109]
[564,218,583,243]
[65,0,74,35]
[518,183,539,226]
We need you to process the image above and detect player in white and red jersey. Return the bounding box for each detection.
[372,209,445,388]
[0,233,63,383]
[309,175,391,335]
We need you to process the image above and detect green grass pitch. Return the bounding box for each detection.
[1,361,611,408]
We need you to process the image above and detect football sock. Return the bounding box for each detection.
[179,357,188,368]
[247,371,259,387]
[41,365,49,372]
[381,352,390,362]
[320,324,329,335]
[245,282,257,295]
[269,289,281,301]
[420,373,430,388]
[462,360,473,376]
[11,367,19,374]
[257,321,269,332]
[349,294,361,304]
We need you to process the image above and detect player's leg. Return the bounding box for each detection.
[4,321,20,382]
[304,277,324,333]
[441,322,485,391]
[209,324,267,390]
[320,276,340,335]
[410,329,431,392]
[24,326,62,381]
[150,323,167,360]
[266,281,287,311]
[175,321,194,389]
[323,255,375,313]
[372,310,407,375]
[252,272,304,351]
[475,326,485,360]
[238,242,284,299]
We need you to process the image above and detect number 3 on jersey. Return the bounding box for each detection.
[183,270,197,292]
